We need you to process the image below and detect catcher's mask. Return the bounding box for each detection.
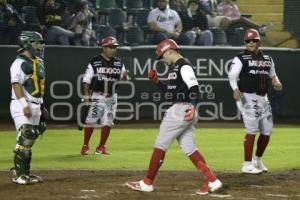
[18,31,45,58]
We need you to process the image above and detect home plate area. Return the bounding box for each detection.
[0,170,299,200]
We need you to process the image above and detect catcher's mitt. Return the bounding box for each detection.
[40,104,49,121]
[38,105,49,135]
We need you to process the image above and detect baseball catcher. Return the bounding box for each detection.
[9,31,47,184]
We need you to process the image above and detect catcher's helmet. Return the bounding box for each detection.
[244,29,261,41]
[156,39,179,59]
[18,31,45,57]
[102,36,119,47]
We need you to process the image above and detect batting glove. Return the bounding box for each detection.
[148,70,159,84]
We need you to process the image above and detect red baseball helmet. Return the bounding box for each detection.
[244,29,261,41]
[156,39,179,59]
[101,36,119,47]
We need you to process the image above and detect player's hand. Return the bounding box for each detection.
[122,69,130,80]
[23,107,32,118]
[233,89,242,101]
[184,106,195,121]
[173,31,180,38]
[274,83,282,91]
[148,70,159,84]
[83,95,91,105]
[272,77,283,91]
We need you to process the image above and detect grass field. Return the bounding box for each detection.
[1,127,299,172]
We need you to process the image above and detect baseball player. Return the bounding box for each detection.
[9,31,47,184]
[126,39,222,195]
[228,29,283,174]
[80,36,129,156]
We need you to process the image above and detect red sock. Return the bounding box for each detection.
[189,150,207,165]
[255,134,270,157]
[99,126,111,147]
[145,148,165,184]
[83,127,94,146]
[244,134,256,161]
[189,151,216,182]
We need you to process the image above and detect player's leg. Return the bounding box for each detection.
[81,100,101,155]
[236,94,263,174]
[253,132,271,172]
[10,101,30,184]
[126,104,191,192]
[96,96,117,155]
[97,104,112,155]
[253,100,273,172]
[145,104,191,183]
[243,132,258,173]
[81,127,94,155]
[12,122,38,184]
[177,124,222,195]
[95,126,111,155]
[27,106,44,183]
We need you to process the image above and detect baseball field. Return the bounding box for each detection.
[0,124,300,200]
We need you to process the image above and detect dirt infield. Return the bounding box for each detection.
[0,169,300,200]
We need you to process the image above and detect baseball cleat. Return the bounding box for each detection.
[95,146,110,155]
[28,174,43,183]
[12,175,30,185]
[242,163,263,174]
[252,157,268,172]
[196,179,222,195]
[80,145,89,155]
[125,180,154,192]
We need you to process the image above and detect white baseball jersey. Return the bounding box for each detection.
[228,50,276,135]
[147,7,181,33]
[10,55,45,130]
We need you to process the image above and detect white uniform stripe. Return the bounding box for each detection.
[82,63,94,84]
[180,65,198,89]
[268,57,276,78]
[228,56,243,90]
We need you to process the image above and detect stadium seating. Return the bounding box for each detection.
[124,25,144,46]
[108,8,126,43]
[237,0,298,47]
[22,6,40,25]
[210,28,227,45]
[96,25,117,44]
[96,0,117,25]
[96,0,116,10]
[125,0,144,10]
[135,9,152,44]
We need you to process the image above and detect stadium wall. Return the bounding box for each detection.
[0,46,299,122]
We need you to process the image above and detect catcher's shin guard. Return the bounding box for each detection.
[13,148,32,176]
[13,124,38,176]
